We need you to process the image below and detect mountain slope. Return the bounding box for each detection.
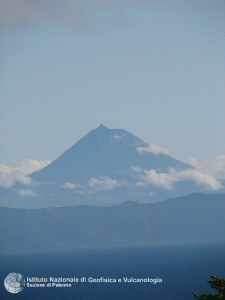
[31,124,190,184]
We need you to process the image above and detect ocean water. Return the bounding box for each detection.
[0,241,224,300]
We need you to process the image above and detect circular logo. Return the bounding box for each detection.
[4,272,25,294]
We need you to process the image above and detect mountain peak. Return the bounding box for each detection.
[30,125,192,202]
[96,124,108,130]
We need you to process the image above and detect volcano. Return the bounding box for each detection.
[31,124,190,184]
[1,125,217,208]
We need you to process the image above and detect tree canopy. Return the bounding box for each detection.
[193,276,225,300]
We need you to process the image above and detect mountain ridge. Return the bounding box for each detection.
[1,192,224,252]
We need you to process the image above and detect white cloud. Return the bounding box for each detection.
[133,154,225,190]
[113,135,122,140]
[1,158,51,175]
[149,191,155,196]
[0,159,51,188]
[142,169,176,190]
[0,169,32,188]
[88,176,121,191]
[62,182,81,189]
[137,167,222,191]
[136,143,171,155]
[20,188,36,197]
[173,168,221,190]
[131,166,142,173]
[136,181,146,187]
[188,155,225,180]
[62,177,127,194]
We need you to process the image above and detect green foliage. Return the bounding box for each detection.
[193,276,225,300]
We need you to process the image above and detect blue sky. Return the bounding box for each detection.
[1,0,225,169]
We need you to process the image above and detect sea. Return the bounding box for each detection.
[0,241,224,300]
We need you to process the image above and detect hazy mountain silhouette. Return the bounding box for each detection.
[31,124,190,184]
[1,125,222,208]
[1,193,224,252]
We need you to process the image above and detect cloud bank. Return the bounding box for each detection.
[135,165,222,191]
[188,155,225,180]
[0,159,51,188]
[1,155,224,193]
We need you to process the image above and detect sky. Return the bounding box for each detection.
[0,0,225,180]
